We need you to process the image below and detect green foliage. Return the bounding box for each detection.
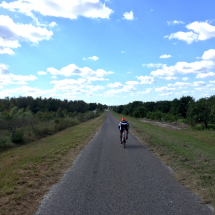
[11,128,24,144]
[133,106,147,118]
[57,108,64,118]
[187,98,212,128]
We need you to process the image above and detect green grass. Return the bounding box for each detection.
[0,112,106,215]
[111,111,215,206]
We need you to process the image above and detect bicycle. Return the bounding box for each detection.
[121,128,126,148]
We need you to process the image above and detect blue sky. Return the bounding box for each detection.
[0,0,215,105]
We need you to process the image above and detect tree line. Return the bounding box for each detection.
[0,96,107,151]
[111,95,215,129]
[0,96,107,113]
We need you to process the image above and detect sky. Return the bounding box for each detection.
[0,0,215,106]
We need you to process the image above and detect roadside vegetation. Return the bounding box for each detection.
[0,111,106,215]
[110,95,215,130]
[111,111,215,208]
[0,96,107,151]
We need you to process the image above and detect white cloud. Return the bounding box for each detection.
[51,78,104,94]
[123,11,134,20]
[165,21,215,44]
[0,86,46,98]
[0,64,37,85]
[0,0,113,20]
[159,54,172,59]
[126,81,139,86]
[196,72,215,79]
[142,63,166,68]
[0,64,9,75]
[182,77,189,81]
[155,86,175,93]
[136,76,156,84]
[161,76,178,80]
[108,82,123,88]
[167,20,184,25]
[160,92,172,96]
[202,49,215,61]
[37,71,47,75]
[88,56,99,61]
[49,22,57,27]
[121,51,126,54]
[168,82,191,88]
[209,80,215,83]
[192,81,206,87]
[0,15,53,55]
[0,47,15,55]
[151,59,215,78]
[47,64,113,79]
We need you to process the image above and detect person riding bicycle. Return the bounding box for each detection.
[119,118,129,144]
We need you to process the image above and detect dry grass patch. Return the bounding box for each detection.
[0,112,106,215]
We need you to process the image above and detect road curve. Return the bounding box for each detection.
[36,111,212,215]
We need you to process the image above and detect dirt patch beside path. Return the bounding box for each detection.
[140,119,189,130]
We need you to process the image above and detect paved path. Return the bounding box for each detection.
[36,112,213,215]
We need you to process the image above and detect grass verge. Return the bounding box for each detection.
[0,112,106,215]
[111,111,215,208]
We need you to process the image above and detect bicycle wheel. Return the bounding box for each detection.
[123,131,126,148]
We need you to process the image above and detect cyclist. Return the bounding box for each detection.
[119,118,129,144]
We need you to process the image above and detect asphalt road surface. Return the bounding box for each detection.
[36,112,213,215]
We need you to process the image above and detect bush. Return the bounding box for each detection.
[0,135,14,151]
[133,106,147,118]
[11,128,24,144]
[33,126,49,138]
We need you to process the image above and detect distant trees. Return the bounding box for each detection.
[113,95,215,128]
[187,98,212,128]
[0,96,106,114]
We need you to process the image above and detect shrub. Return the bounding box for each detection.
[33,126,49,138]
[11,128,24,144]
[0,135,14,151]
[133,106,147,118]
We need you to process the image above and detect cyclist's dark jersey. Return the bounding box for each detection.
[119,120,129,131]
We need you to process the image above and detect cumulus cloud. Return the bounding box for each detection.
[0,64,37,85]
[0,0,113,20]
[0,15,53,55]
[88,56,99,61]
[168,82,191,88]
[123,11,134,20]
[202,49,215,61]
[50,78,104,95]
[161,76,178,80]
[151,52,215,78]
[159,54,172,59]
[167,20,184,25]
[142,63,166,68]
[165,21,215,44]
[108,82,123,88]
[0,86,56,98]
[196,72,215,79]
[182,77,189,81]
[0,64,9,75]
[37,71,47,75]
[47,64,113,79]
[49,22,57,27]
[155,86,175,93]
[168,81,206,88]
[160,92,172,96]
[136,76,156,84]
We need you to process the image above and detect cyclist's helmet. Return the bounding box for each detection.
[122,118,126,121]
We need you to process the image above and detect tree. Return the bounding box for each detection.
[187,98,211,128]
[133,106,147,118]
